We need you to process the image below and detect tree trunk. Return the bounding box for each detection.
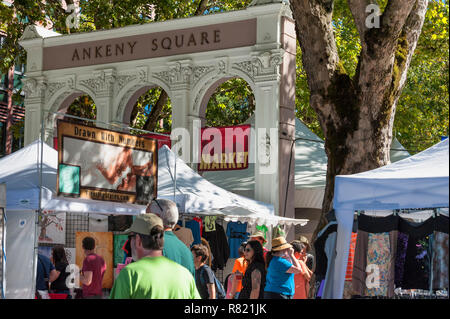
[143,91,169,131]
[290,0,429,242]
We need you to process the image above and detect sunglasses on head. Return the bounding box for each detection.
[244,248,252,252]
[152,198,163,212]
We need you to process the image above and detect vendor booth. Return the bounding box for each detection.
[331,138,449,299]
[0,138,308,298]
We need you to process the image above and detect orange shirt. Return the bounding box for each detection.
[293,260,310,299]
[232,257,248,293]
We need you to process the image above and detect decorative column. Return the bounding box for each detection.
[153,60,194,163]
[22,77,48,145]
[79,68,116,129]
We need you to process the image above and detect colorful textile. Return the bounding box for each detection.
[395,232,409,287]
[256,224,269,241]
[345,232,358,281]
[204,216,217,232]
[179,220,201,245]
[433,231,449,289]
[226,221,249,259]
[364,232,391,297]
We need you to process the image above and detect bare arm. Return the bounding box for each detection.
[286,249,303,274]
[249,269,262,299]
[49,269,59,283]
[80,271,93,286]
[207,283,216,299]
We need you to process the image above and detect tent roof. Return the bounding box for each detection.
[333,138,449,211]
[157,145,308,226]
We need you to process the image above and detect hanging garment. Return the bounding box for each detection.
[193,217,203,237]
[352,214,398,298]
[321,232,337,299]
[204,216,217,232]
[398,216,435,290]
[313,222,338,283]
[345,232,358,281]
[364,232,391,297]
[395,232,409,287]
[226,221,250,259]
[256,224,269,242]
[173,225,194,248]
[178,220,202,246]
[432,231,449,289]
[432,215,449,290]
[204,222,230,271]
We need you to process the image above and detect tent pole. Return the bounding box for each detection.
[31,110,45,298]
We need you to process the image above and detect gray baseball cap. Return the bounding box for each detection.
[124,213,163,235]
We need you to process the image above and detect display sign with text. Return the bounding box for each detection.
[198,124,250,171]
[57,121,157,205]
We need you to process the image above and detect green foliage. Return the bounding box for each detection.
[394,0,449,153]
[205,78,254,127]
[1,0,448,153]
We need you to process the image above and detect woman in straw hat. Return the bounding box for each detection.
[264,237,304,299]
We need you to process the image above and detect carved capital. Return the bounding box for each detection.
[22,77,47,100]
[79,68,116,96]
[115,74,137,94]
[232,50,284,82]
[153,61,193,90]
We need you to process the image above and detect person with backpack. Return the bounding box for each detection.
[191,244,225,299]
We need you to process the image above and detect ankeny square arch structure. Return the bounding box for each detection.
[19,1,297,223]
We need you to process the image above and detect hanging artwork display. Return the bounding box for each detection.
[57,120,158,205]
[38,211,66,245]
[113,234,128,267]
[75,231,113,289]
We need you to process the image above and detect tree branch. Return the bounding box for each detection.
[347,0,372,41]
[290,0,339,108]
[194,0,210,16]
[378,0,416,47]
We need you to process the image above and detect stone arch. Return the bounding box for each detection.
[192,67,257,126]
[115,77,173,126]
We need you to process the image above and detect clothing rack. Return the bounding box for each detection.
[355,207,449,221]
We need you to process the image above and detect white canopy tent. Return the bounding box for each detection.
[332,138,449,299]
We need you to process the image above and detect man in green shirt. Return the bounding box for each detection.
[110,213,200,299]
[147,198,196,277]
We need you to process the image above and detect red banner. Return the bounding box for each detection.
[140,133,171,149]
[198,124,250,171]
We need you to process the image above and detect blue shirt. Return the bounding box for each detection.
[178,220,201,246]
[264,256,295,296]
[226,222,249,258]
[36,254,55,291]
